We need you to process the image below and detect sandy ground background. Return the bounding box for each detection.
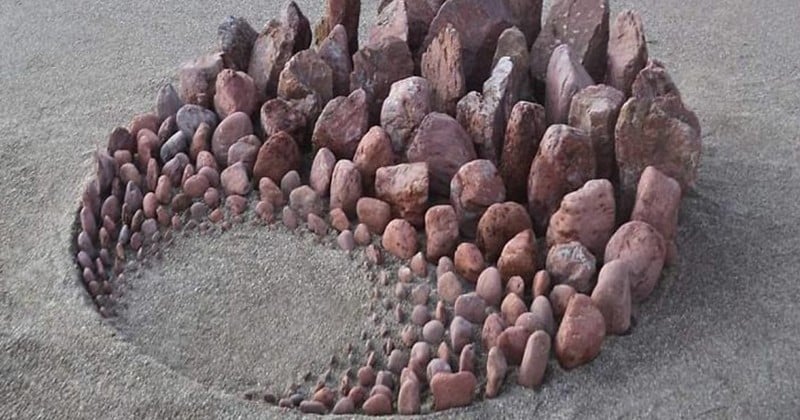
[2,0,800,418]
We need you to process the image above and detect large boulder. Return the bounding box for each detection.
[253,131,302,184]
[476,201,533,262]
[317,24,352,97]
[217,16,258,71]
[312,89,370,159]
[422,0,515,92]
[527,124,596,233]
[177,53,223,108]
[214,69,258,120]
[406,112,476,197]
[277,49,334,123]
[615,59,701,218]
[315,0,361,55]
[500,101,546,202]
[420,24,466,115]
[368,0,436,55]
[350,37,415,122]
[568,84,625,180]
[604,221,666,302]
[530,0,609,85]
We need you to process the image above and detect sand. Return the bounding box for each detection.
[1,0,800,418]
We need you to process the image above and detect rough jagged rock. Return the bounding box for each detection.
[277,49,333,124]
[450,159,506,238]
[615,60,701,218]
[350,36,415,123]
[312,89,370,159]
[476,201,533,262]
[374,162,429,227]
[500,101,546,202]
[606,10,648,97]
[530,0,609,85]
[568,84,625,180]
[546,241,597,294]
[217,16,257,71]
[315,0,361,55]
[368,0,435,55]
[506,0,543,47]
[178,53,224,108]
[406,112,476,197]
[457,56,518,163]
[213,69,258,120]
[527,124,596,233]
[420,24,466,115]
[546,179,616,258]
[492,26,533,101]
[259,98,308,147]
[380,76,432,155]
[422,0,515,92]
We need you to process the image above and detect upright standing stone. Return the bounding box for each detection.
[248,7,310,101]
[217,16,257,71]
[350,37,415,123]
[406,112,477,197]
[500,101,546,202]
[606,10,648,97]
[506,0,543,47]
[315,0,361,55]
[368,0,435,55]
[422,0,515,91]
[631,166,682,263]
[568,84,625,180]
[527,124,596,233]
[545,44,594,125]
[457,56,519,163]
[492,26,533,101]
[604,221,666,302]
[530,0,609,85]
[420,24,466,115]
[555,294,605,369]
[317,24,353,97]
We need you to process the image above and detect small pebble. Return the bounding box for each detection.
[423,320,445,344]
[337,230,355,251]
[410,252,427,277]
[411,305,430,326]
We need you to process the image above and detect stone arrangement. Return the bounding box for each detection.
[73,0,701,415]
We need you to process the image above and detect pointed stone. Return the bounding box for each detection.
[421,24,466,115]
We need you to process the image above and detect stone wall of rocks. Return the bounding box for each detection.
[74,0,701,415]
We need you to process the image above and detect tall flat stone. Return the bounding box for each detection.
[420,24,466,116]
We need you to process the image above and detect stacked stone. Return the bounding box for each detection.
[74,0,700,415]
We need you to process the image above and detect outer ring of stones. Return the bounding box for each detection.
[72,0,700,415]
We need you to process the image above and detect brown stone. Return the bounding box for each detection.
[211,112,253,168]
[424,205,459,260]
[362,394,392,416]
[217,16,257,71]
[615,59,701,217]
[289,185,324,219]
[397,374,420,414]
[368,0,435,55]
[177,53,224,108]
[420,24,466,115]
[248,7,310,100]
[485,346,507,398]
[476,202,532,262]
[356,197,391,234]
[315,0,361,55]
[381,76,432,155]
[277,49,333,121]
[518,330,550,388]
[457,56,518,163]
[350,37,415,122]
[527,124,596,233]
[450,159,506,238]
[492,26,533,102]
[568,84,625,180]
[226,135,260,173]
[533,270,550,297]
[604,221,666,302]
[259,98,307,147]
[545,44,594,125]
[497,229,538,282]
[309,147,336,196]
[431,371,476,411]
[353,126,395,192]
[481,312,506,350]
[527,295,555,336]
[454,293,486,324]
[501,103,547,201]
[546,241,597,294]
[374,162,429,227]
[318,24,353,97]
[382,218,418,260]
[220,162,251,196]
[329,159,362,217]
[591,259,632,335]
[555,294,605,369]
[422,0,514,92]
[606,10,648,97]
[312,89,370,159]
[476,267,503,307]
[453,242,485,283]
[155,83,182,122]
[546,178,616,257]
[501,293,527,326]
[549,284,576,319]
[497,326,530,366]
[530,0,609,85]
[214,69,257,120]
[631,166,682,262]
[436,271,462,304]
[258,177,285,207]
[253,131,301,184]
[407,112,477,197]
[332,397,355,414]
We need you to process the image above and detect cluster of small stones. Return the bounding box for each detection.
[74,0,701,416]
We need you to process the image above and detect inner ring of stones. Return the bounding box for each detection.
[72,0,701,416]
